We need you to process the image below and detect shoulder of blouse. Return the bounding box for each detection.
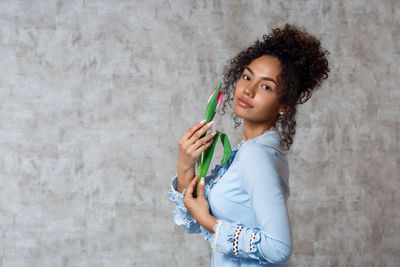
[239,130,286,158]
[255,130,286,155]
[236,130,290,198]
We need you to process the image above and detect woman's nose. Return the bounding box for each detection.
[244,84,255,97]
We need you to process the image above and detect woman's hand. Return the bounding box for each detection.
[178,120,215,171]
[183,176,217,233]
[176,120,215,192]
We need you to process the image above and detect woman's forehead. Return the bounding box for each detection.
[247,55,281,79]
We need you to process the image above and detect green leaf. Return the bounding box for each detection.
[219,133,232,166]
[196,131,232,196]
[197,152,202,172]
[198,133,219,179]
[204,82,221,123]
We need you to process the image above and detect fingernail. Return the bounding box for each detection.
[200,119,206,125]
[211,132,216,136]
[200,177,205,185]
[206,121,213,128]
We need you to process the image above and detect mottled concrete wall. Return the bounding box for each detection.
[0,0,399,266]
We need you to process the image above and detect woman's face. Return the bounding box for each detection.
[234,55,284,127]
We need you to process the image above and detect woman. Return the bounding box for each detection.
[169,24,329,266]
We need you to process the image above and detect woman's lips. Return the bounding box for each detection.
[238,97,253,108]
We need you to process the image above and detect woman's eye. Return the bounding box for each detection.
[262,84,271,90]
[243,75,250,81]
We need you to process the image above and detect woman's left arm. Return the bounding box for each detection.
[182,176,218,233]
[211,143,292,265]
[168,163,222,235]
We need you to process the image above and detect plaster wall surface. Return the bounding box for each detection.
[0,0,399,266]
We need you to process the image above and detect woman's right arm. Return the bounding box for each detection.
[176,120,214,192]
[168,120,215,233]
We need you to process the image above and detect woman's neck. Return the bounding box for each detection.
[242,120,276,142]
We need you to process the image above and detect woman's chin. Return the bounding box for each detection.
[234,106,249,120]
[234,109,242,120]
[235,113,252,124]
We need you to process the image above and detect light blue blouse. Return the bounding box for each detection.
[169,130,292,266]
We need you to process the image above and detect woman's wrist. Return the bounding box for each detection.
[177,165,195,193]
[198,214,218,233]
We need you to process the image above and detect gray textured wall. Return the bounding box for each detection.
[0,0,399,266]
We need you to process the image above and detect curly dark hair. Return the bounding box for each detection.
[220,24,330,150]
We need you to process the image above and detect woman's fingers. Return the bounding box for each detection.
[185,176,198,197]
[189,132,216,152]
[181,120,206,141]
[180,120,213,146]
[188,121,213,144]
[189,135,215,158]
[197,177,205,197]
[177,120,214,169]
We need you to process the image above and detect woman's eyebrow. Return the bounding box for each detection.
[245,66,277,85]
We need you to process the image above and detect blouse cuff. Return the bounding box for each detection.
[168,176,215,239]
[211,219,292,264]
[211,219,240,256]
[168,176,199,232]
[210,220,268,264]
[168,176,187,211]
[200,225,214,243]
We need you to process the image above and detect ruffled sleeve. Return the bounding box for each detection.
[168,177,201,233]
[168,164,222,237]
[168,143,242,243]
